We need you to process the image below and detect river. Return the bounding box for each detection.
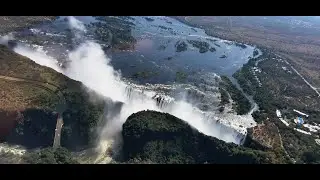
[5,16,261,145]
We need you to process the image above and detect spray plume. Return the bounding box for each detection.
[0,33,14,45]
[67,16,87,32]
[11,17,250,161]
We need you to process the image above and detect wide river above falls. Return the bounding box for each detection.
[5,16,262,145]
[12,16,260,85]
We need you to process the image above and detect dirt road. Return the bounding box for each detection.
[276,126,296,164]
[276,54,320,97]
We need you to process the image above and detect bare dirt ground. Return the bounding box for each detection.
[250,120,280,149]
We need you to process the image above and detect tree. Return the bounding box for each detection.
[302,151,320,164]
[23,147,79,164]
[121,110,276,164]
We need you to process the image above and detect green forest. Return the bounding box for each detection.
[233,48,320,163]
[219,76,251,115]
[121,110,276,164]
[23,147,79,164]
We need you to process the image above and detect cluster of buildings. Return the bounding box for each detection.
[276,109,289,126]
[281,66,293,74]
[276,109,320,137]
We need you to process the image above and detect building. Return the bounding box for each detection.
[294,116,304,125]
[293,109,309,118]
[276,109,282,118]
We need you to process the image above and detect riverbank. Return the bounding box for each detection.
[1,16,271,163]
[233,48,320,163]
[0,16,57,35]
[171,16,320,90]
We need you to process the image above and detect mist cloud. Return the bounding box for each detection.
[0,34,14,45]
[11,17,249,159]
[68,16,87,32]
[13,44,62,73]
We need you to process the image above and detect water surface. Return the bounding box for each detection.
[13,16,259,86]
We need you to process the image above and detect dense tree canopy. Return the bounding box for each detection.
[122,110,274,164]
[23,147,79,164]
[219,76,251,115]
